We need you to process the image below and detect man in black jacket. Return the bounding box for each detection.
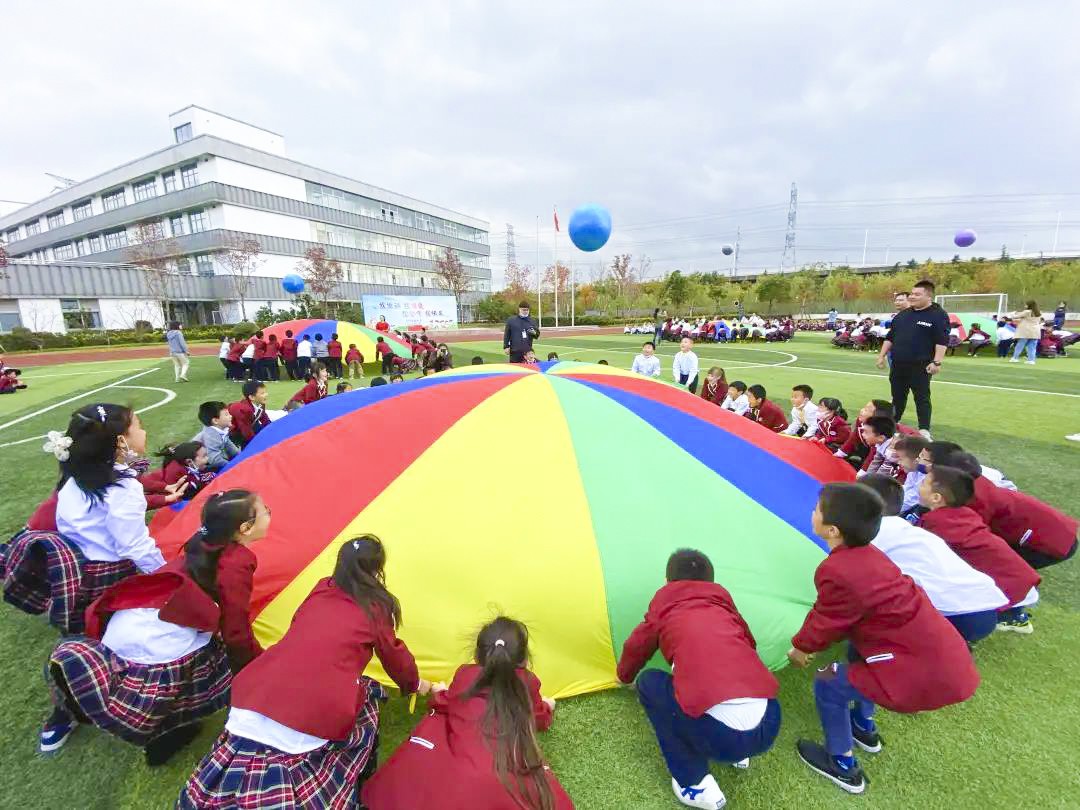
[876,279,949,438]
[504,301,540,362]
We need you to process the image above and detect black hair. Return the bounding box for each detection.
[255,330,264,338]
[597,360,609,365]
[376,336,385,343]
[268,333,277,342]
[928,466,975,507]
[465,617,554,810]
[168,321,181,330]
[301,334,309,340]
[199,401,228,427]
[218,334,226,342]
[893,434,929,458]
[653,308,660,317]
[666,549,714,582]
[285,329,293,337]
[927,440,962,465]
[184,489,259,599]
[818,397,847,420]
[59,404,136,503]
[370,376,388,387]
[472,356,484,365]
[336,382,352,394]
[390,373,404,382]
[940,450,982,479]
[792,384,813,398]
[332,536,402,628]
[242,380,265,400]
[643,341,655,349]
[863,415,896,438]
[747,384,767,400]
[157,441,202,467]
[547,352,559,361]
[818,482,884,547]
[870,399,893,416]
[312,361,328,377]
[314,333,323,340]
[729,380,747,393]
[331,332,339,340]
[858,475,903,517]
[914,279,936,294]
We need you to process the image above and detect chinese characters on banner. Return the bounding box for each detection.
[361,295,459,330]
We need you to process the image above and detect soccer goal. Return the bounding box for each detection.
[936,293,1008,322]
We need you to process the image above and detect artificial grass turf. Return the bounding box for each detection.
[0,334,1077,809]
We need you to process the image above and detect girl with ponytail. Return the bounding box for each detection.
[45,489,270,764]
[362,616,573,810]
[807,397,853,451]
[180,536,429,809]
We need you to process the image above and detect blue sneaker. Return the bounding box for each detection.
[39,720,77,754]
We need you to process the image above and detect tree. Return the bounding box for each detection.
[218,236,264,321]
[789,269,822,314]
[662,270,690,311]
[0,237,8,280]
[123,222,181,324]
[999,244,1012,264]
[296,246,344,314]
[755,275,791,312]
[608,254,636,299]
[434,246,472,323]
[475,295,515,323]
[504,261,531,299]
[701,273,730,312]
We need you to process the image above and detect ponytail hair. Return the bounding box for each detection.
[465,617,554,810]
[819,397,848,420]
[184,489,258,598]
[332,536,402,628]
[157,440,203,468]
[59,403,135,503]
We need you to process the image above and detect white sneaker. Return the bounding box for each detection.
[672,775,726,809]
[1009,358,1019,363]
[732,758,750,769]
[919,429,933,441]
[1025,360,1036,365]
[1066,434,1080,442]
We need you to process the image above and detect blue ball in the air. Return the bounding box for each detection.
[568,204,612,252]
[721,244,734,256]
[282,273,305,294]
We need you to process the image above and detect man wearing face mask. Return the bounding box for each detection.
[503,301,540,363]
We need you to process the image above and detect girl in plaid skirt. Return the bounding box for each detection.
[45,489,270,763]
[179,535,431,809]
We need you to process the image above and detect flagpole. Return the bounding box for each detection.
[535,215,541,326]
[571,260,576,327]
[553,209,560,329]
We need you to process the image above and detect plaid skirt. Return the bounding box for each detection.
[50,636,232,746]
[177,680,386,810]
[1,530,136,635]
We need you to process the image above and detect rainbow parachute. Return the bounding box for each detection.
[261,319,413,360]
[157,363,853,697]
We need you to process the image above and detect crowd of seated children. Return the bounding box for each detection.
[834,399,919,472]
[624,321,655,334]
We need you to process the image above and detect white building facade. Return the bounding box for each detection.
[0,106,490,332]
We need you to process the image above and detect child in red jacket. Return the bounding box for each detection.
[918,466,1041,633]
[290,362,329,404]
[147,441,216,499]
[345,344,365,379]
[789,483,979,794]
[327,332,344,379]
[808,397,851,451]
[227,381,270,448]
[375,336,394,375]
[617,549,780,810]
[698,366,729,406]
[746,384,789,432]
[45,489,268,762]
[362,616,572,810]
[179,535,429,809]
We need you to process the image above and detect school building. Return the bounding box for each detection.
[0,106,490,333]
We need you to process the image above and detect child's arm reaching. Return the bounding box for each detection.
[373,616,421,695]
[790,570,862,655]
[616,617,660,684]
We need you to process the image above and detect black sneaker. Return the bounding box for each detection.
[851,722,882,754]
[796,739,867,794]
[144,723,203,767]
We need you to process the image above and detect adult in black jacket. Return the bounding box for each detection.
[503,301,540,362]
[876,279,949,437]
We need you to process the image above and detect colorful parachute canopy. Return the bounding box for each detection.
[947,313,969,341]
[261,319,413,359]
[157,363,854,698]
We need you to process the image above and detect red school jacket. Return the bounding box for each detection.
[280,337,298,361]
[226,340,247,363]
[251,337,267,361]
[264,339,281,360]
[375,341,392,357]
[228,399,270,443]
[699,378,729,406]
[750,398,789,433]
[231,578,419,740]
[970,475,1077,559]
[617,580,778,716]
[85,543,263,671]
[345,348,364,364]
[792,544,979,714]
[361,664,573,810]
[290,378,327,405]
[919,506,1041,605]
[811,414,852,449]
[327,339,343,358]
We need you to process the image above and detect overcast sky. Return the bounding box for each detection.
[2,1,1079,287]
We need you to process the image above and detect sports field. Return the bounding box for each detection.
[1,333,1078,809]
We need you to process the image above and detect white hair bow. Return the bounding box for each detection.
[43,430,73,462]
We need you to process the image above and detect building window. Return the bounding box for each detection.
[170,214,187,237]
[87,234,103,253]
[104,229,128,250]
[176,257,192,275]
[60,298,102,330]
[72,200,93,221]
[54,243,75,260]
[195,254,214,276]
[47,211,66,229]
[0,309,21,333]
[26,220,41,236]
[188,209,209,233]
[76,240,88,256]
[141,221,166,240]
[132,178,157,202]
[5,228,19,242]
[163,172,177,193]
[180,163,199,188]
[102,189,126,211]
[174,123,193,144]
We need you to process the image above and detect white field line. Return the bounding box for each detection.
[0,368,162,433]
[0,384,177,449]
[20,368,153,380]
[540,343,799,370]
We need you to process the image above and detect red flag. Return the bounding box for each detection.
[553,207,560,232]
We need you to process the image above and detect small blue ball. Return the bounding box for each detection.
[568,204,612,252]
[282,273,305,294]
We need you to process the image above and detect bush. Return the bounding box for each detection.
[230,321,258,339]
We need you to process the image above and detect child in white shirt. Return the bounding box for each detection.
[893,434,929,514]
[720,381,750,416]
[631,341,662,378]
[671,337,699,394]
[783,384,819,437]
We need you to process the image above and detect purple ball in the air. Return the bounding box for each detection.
[954,229,977,248]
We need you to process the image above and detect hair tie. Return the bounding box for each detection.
[494,639,506,648]
[198,526,209,535]
[42,431,73,462]
[96,405,107,423]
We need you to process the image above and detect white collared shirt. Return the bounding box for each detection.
[721,393,750,416]
[56,465,165,573]
[632,354,661,377]
[297,340,312,358]
[101,608,211,664]
[784,399,819,436]
[671,351,699,384]
[226,708,329,754]
[218,340,230,359]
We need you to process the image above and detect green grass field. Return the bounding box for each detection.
[1,333,1078,809]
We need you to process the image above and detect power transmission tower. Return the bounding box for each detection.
[732,226,741,277]
[781,182,798,272]
[505,223,517,269]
